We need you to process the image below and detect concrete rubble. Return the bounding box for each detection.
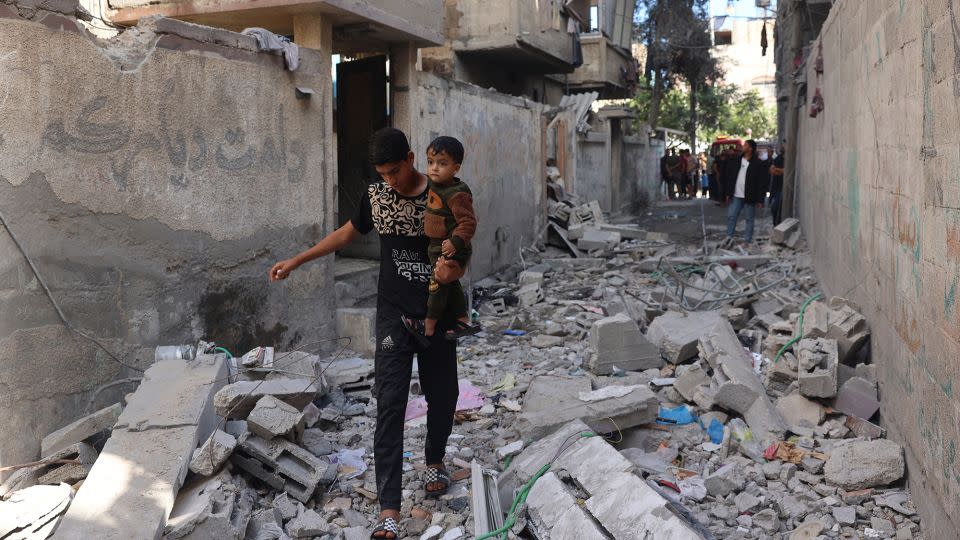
[5,207,924,540]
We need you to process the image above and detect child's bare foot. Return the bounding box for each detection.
[424,318,437,337]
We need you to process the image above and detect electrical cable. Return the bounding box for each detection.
[773,291,822,363]
[0,208,145,373]
[477,431,597,540]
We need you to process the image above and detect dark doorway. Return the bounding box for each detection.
[336,55,388,258]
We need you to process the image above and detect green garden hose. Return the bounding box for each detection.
[213,346,233,359]
[773,292,823,364]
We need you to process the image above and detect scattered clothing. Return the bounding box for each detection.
[242,27,300,71]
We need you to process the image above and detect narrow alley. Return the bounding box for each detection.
[1,0,959,539]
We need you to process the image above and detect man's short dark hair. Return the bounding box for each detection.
[427,136,465,164]
[745,139,758,152]
[369,127,411,165]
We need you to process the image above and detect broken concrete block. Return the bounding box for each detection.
[518,270,545,286]
[699,320,787,445]
[496,441,524,460]
[516,282,544,307]
[597,223,646,239]
[231,433,328,503]
[189,429,237,477]
[775,393,825,431]
[164,474,239,539]
[322,356,374,389]
[577,228,620,251]
[800,301,832,339]
[214,378,320,419]
[37,443,98,485]
[41,402,122,458]
[531,334,562,348]
[56,355,227,540]
[646,310,724,363]
[825,439,904,490]
[771,218,800,245]
[825,302,870,362]
[587,313,662,374]
[336,307,376,356]
[286,505,329,537]
[513,376,658,441]
[674,363,711,402]
[844,414,885,439]
[566,222,587,240]
[834,376,881,419]
[797,338,839,398]
[704,462,747,497]
[247,395,305,442]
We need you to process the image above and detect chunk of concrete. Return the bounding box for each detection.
[55,355,228,540]
[647,310,724,363]
[189,429,237,477]
[674,363,711,402]
[834,376,880,420]
[513,376,658,441]
[704,463,746,497]
[247,395,305,441]
[41,402,122,458]
[797,338,839,398]
[336,308,376,356]
[825,299,870,362]
[214,378,320,419]
[516,282,544,307]
[825,439,904,490]
[518,270,545,286]
[286,506,329,537]
[0,483,73,540]
[699,320,787,445]
[771,218,800,245]
[577,228,620,251]
[164,474,240,539]
[587,313,662,374]
[230,433,328,503]
[775,393,825,431]
[322,356,374,389]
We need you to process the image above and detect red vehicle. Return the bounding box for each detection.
[709,136,744,160]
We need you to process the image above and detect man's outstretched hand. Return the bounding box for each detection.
[269,259,299,281]
[434,256,464,285]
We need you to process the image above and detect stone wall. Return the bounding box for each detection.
[575,133,663,213]
[624,136,664,209]
[0,7,334,473]
[794,1,960,536]
[411,73,545,278]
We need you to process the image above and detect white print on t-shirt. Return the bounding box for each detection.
[393,249,430,283]
[368,183,425,237]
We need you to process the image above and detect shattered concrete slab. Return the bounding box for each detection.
[55,355,227,540]
[513,376,658,441]
[647,310,724,363]
[40,403,121,458]
[525,472,607,539]
[0,483,72,540]
[699,320,787,445]
[834,376,881,420]
[321,357,374,389]
[37,442,98,485]
[775,393,825,432]
[164,473,240,539]
[587,312,662,374]
[214,378,321,419]
[674,363,711,402]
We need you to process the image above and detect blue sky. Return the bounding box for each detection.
[709,0,777,18]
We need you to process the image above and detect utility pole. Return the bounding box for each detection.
[780,0,804,219]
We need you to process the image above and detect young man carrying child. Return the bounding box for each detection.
[402,136,481,344]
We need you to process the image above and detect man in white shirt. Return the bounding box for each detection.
[726,140,766,244]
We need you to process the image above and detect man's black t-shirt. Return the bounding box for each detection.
[771,154,785,194]
[351,181,432,319]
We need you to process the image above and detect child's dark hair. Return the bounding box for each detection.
[369,127,411,165]
[427,136,465,164]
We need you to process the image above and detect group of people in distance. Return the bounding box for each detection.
[661,139,786,245]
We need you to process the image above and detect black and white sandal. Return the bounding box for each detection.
[370,516,400,539]
[424,466,451,497]
[401,316,432,348]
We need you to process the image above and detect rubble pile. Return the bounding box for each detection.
[0,214,926,539]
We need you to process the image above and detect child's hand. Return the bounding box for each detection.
[441,239,456,257]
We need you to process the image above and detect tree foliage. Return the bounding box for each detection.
[631,81,777,149]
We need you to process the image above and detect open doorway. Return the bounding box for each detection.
[335,55,388,259]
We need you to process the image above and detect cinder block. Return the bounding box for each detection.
[246,395,305,442]
[230,433,327,503]
[587,313,662,374]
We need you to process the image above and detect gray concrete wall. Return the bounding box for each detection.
[0,7,334,474]
[411,72,545,278]
[793,1,960,536]
[574,133,662,213]
[624,137,663,209]
[575,133,611,211]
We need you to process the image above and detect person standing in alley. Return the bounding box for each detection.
[269,128,461,540]
[725,139,766,245]
[768,142,786,226]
